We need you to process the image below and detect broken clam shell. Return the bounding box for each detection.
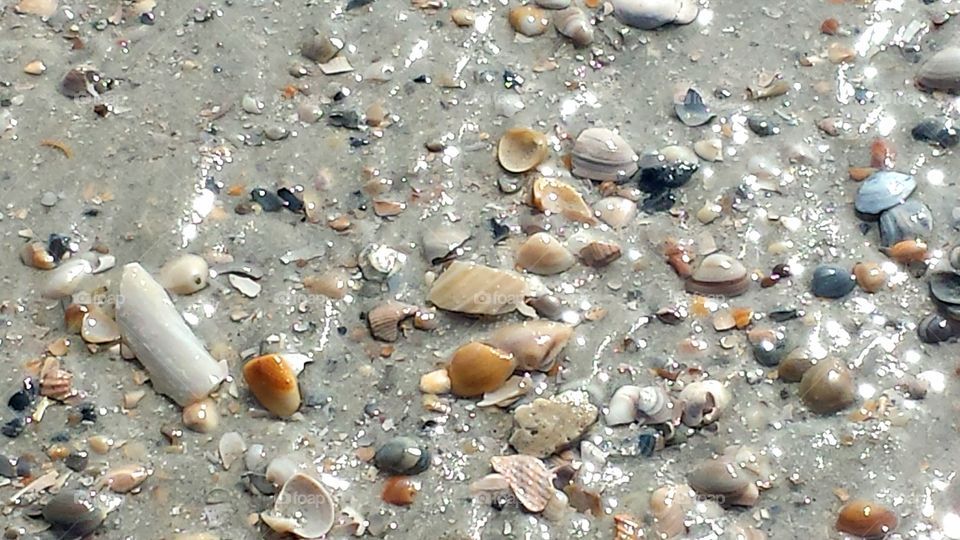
[498,127,549,173]
[262,473,335,538]
[490,454,555,512]
[530,177,596,224]
[485,320,573,372]
[427,261,529,315]
[571,128,639,182]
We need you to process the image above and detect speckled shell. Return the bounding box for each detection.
[490,454,556,512]
[516,232,576,275]
[917,47,960,92]
[685,253,749,297]
[571,128,639,182]
[485,320,573,372]
[243,354,302,417]
[447,341,517,397]
[427,261,529,315]
[836,499,898,538]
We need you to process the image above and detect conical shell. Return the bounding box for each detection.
[485,321,573,372]
[635,385,677,425]
[243,354,302,417]
[367,300,418,342]
[447,342,516,398]
[117,263,227,407]
[509,6,550,37]
[158,254,209,295]
[490,454,555,512]
[836,499,898,538]
[605,385,641,426]
[571,128,639,182]
[427,261,529,315]
[555,8,593,47]
[516,233,576,275]
[262,473,335,538]
[678,380,730,426]
[498,127,548,172]
[530,177,596,224]
[917,47,960,92]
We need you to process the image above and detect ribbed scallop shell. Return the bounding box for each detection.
[490,454,555,512]
[367,300,418,342]
[571,128,638,182]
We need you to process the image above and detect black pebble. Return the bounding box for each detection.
[65,450,89,472]
[345,0,375,10]
[412,74,430,84]
[140,11,155,24]
[911,117,959,148]
[748,116,780,137]
[328,110,361,129]
[641,190,676,213]
[1,417,25,438]
[277,187,304,212]
[349,137,369,147]
[82,209,100,217]
[489,218,510,243]
[47,233,71,262]
[50,431,70,442]
[503,70,524,89]
[77,402,97,423]
[250,188,283,212]
[7,390,32,412]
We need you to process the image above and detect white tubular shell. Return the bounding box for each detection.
[117,263,227,406]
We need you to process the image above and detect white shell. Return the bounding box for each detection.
[116,263,228,407]
[611,0,695,29]
[571,128,638,182]
[265,454,300,488]
[516,233,576,275]
[605,385,641,426]
[218,432,246,470]
[41,255,94,299]
[263,473,335,538]
[81,308,121,344]
[427,261,529,315]
[678,379,730,426]
[594,197,637,228]
[158,254,209,295]
[555,8,594,48]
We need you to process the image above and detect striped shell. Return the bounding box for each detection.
[490,454,555,512]
[367,300,418,342]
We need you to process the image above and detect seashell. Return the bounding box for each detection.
[100,463,149,493]
[42,490,106,537]
[446,341,516,397]
[498,127,549,172]
[747,327,790,367]
[883,239,928,265]
[420,368,452,395]
[853,262,887,293]
[382,476,418,505]
[555,8,594,47]
[929,272,960,314]
[59,67,109,99]
[367,300,418,342]
[635,148,699,193]
[878,200,932,247]
[421,225,470,264]
[605,385,641,426]
[917,313,960,344]
[41,254,94,299]
[912,116,959,148]
[611,0,697,29]
[836,499,898,538]
[16,0,58,17]
[427,261,529,315]
[243,354,302,417]
[594,197,636,228]
[509,6,550,36]
[688,458,751,496]
[675,88,715,127]
[693,138,723,162]
[747,79,790,100]
[571,128,639,182]
[81,307,121,344]
[478,374,535,407]
[485,321,573,372]
[579,241,622,268]
[182,398,219,432]
[799,358,855,414]
[649,484,692,539]
[303,269,350,299]
[635,386,676,425]
[531,177,596,224]
[810,264,856,299]
[158,254,209,295]
[40,357,75,401]
[358,244,405,282]
[537,0,570,8]
[778,348,815,382]
[219,432,246,470]
[20,241,56,269]
[685,253,749,297]
[917,47,960,92]
[265,454,300,488]
[678,380,730,426]
[262,473,335,538]
[854,171,916,215]
[490,454,555,512]
[450,8,476,26]
[300,34,343,63]
[117,263,228,407]
[374,437,431,475]
[516,232,576,275]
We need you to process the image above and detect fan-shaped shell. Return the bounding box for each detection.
[685,253,749,297]
[367,300,418,342]
[571,128,639,182]
[490,454,555,513]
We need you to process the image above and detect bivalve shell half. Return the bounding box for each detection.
[509,6,550,36]
[836,499,898,538]
[531,177,596,224]
[42,490,106,538]
[799,358,855,414]
[688,458,751,496]
[555,8,594,48]
[100,463,149,493]
[490,454,555,513]
[878,200,932,247]
[594,197,636,228]
[81,307,121,344]
[854,171,916,215]
[516,232,576,275]
[427,261,529,315]
[485,320,573,372]
[243,354,302,417]
[447,342,516,397]
[367,300,418,342]
[571,128,639,182]
[20,241,56,269]
[158,254,209,295]
[498,127,548,172]
[917,47,960,92]
[685,253,749,297]
[41,255,94,299]
[262,473,335,539]
[811,264,856,299]
[612,0,695,29]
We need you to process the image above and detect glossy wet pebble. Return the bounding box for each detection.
[250,188,284,212]
[42,490,106,537]
[243,354,302,417]
[811,265,855,299]
[836,499,898,538]
[917,47,960,92]
[799,358,855,414]
[854,171,916,215]
[928,272,960,309]
[878,200,932,247]
[611,0,698,30]
[911,116,958,148]
[853,262,887,293]
[374,436,430,475]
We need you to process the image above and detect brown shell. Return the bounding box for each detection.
[242,354,301,417]
[516,233,576,275]
[883,240,927,264]
[427,261,529,315]
[382,476,418,506]
[40,357,76,402]
[447,342,516,397]
[836,499,898,538]
[485,320,573,372]
[579,241,622,268]
[799,358,855,414]
[778,348,815,383]
[853,262,886,293]
[367,300,418,342]
[21,242,56,270]
[490,454,555,512]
